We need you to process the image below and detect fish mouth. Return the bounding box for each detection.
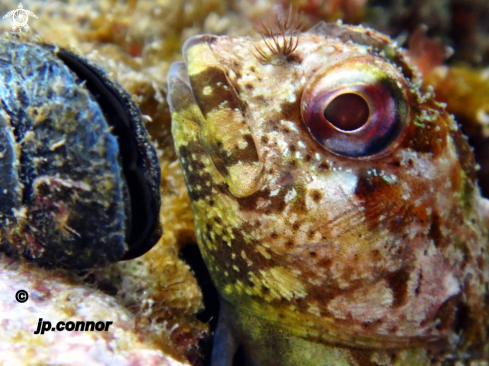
[168,34,266,198]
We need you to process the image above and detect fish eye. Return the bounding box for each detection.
[323,92,370,131]
[301,55,409,157]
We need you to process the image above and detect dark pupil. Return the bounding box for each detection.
[323,93,370,131]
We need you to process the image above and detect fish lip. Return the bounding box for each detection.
[167,61,190,89]
[167,34,219,110]
[166,61,190,112]
[181,34,219,64]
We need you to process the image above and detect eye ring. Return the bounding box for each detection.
[301,55,410,158]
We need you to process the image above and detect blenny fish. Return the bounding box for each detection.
[167,15,489,366]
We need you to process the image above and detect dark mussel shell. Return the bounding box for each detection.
[0,34,161,269]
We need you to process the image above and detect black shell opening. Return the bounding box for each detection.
[55,49,162,261]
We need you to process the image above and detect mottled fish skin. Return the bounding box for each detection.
[168,22,489,365]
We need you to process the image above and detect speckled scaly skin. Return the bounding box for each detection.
[167,22,489,365]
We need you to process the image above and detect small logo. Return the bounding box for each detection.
[3,3,37,31]
[15,290,29,303]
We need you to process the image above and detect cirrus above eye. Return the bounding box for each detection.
[301,55,409,157]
